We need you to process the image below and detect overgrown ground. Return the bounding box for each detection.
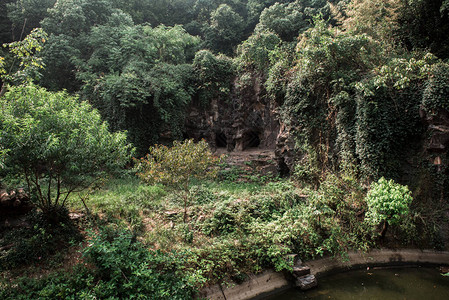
[1,164,448,299]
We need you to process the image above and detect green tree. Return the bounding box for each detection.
[0,84,133,217]
[365,177,413,238]
[78,22,199,154]
[203,4,245,54]
[236,30,281,72]
[6,0,56,40]
[0,0,14,45]
[193,49,234,106]
[343,0,401,42]
[258,0,327,41]
[41,0,113,36]
[422,62,449,112]
[135,139,219,222]
[0,27,47,96]
[398,0,449,59]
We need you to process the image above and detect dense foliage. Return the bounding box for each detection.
[1,226,196,299]
[0,84,133,214]
[1,0,449,297]
[365,177,413,238]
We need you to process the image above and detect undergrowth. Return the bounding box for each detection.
[1,167,443,297]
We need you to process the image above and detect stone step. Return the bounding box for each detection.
[292,266,311,277]
[295,274,317,291]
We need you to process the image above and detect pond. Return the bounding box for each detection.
[262,267,449,300]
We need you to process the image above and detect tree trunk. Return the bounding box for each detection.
[380,220,389,239]
[0,83,7,98]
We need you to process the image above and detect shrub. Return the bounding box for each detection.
[0,208,81,270]
[365,177,413,238]
[0,84,133,217]
[82,227,196,299]
[135,139,220,221]
[0,227,197,299]
[422,62,449,112]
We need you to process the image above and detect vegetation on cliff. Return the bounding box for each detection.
[1,0,449,298]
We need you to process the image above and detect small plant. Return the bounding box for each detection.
[135,139,220,222]
[365,177,413,239]
[83,226,197,299]
[0,208,81,270]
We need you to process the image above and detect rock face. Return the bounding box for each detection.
[421,108,449,153]
[185,75,296,175]
[291,259,318,291]
[0,188,33,217]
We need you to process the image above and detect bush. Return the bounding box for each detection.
[365,177,413,238]
[422,62,449,112]
[0,84,133,215]
[0,227,198,299]
[0,208,81,270]
[135,139,220,222]
[82,227,197,299]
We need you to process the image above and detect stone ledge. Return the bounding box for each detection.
[199,270,290,300]
[304,249,449,278]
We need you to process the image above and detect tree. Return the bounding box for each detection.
[135,139,219,222]
[365,177,413,239]
[77,22,199,154]
[0,84,134,218]
[193,49,234,106]
[203,4,245,54]
[6,0,56,41]
[0,27,47,96]
[257,0,327,42]
[236,30,281,72]
[343,0,402,42]
[422,62,449,112]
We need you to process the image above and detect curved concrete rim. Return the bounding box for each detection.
[200,249,449,300]
[303,248,449,278]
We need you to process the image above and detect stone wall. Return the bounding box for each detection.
[185,74,297,175]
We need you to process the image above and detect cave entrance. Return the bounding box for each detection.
[245,131,260,149]
[216,132,227,148]
[278,158,290,177]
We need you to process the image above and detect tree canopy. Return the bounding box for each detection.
[0,84,133,214]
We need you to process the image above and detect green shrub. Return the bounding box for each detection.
[1,226,198,299]
[0,84,133,215]
[365,177,413,237]
[83,227,196,299]
[0,208,81,270]
[422,62,449,112]
[135,139,220,222]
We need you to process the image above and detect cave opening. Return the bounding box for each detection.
[246,131,261,149]
[216,132,227,148]
[278,158,290,177]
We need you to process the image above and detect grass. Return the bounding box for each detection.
[3,166,438,298]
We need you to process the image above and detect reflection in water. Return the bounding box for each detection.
[262,267,449,300]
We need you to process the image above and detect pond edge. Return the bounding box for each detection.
[199,249,449,300]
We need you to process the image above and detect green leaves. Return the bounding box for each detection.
[78,22,199,154]
[135,139,219,190]
[365,177,413,227]
[193,49,234,106]
[1,28,48,86]
[135,139,220,222]
[422,62,449,113]
[203,4,245,54]
[0,84,134,212]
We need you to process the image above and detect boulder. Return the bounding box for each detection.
[295,274,318,290]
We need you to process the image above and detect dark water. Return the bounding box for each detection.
[262,267,449,300]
